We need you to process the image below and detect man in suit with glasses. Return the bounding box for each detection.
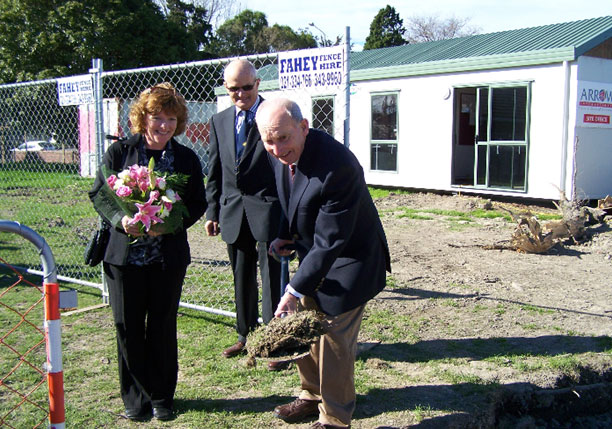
[204,59,284,370]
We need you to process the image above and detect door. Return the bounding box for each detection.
[452,84,529,191]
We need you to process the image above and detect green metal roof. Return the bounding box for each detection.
[351,15,612,81]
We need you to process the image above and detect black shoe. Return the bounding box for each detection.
[153,406,174,421]
[125,407,150,421]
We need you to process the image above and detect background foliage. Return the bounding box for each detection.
[0,0,213,82]
[0,1,479,83]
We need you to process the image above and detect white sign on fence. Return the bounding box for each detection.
[577,80,612,129]
[278,45,346,91]
[57,75,94,106]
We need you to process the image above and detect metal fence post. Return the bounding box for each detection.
[344,26,351,148]
[89,58,110,304]
[89,58,104,166]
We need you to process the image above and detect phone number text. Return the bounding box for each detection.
[279,71,343,90]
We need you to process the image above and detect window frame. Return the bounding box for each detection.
[474,82,531,191]
[370,91,399,172]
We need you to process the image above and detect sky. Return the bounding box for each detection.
[241,0,612,49]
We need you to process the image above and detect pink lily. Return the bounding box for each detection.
[129,193,164,231]
[138,178,150,193]
[149,190,161,201]
[130,204,163,232]
[128,165,150,192]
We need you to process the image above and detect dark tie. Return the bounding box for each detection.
[235,110,252,162]
[286,164,296,200]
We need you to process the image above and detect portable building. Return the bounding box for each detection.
[247,16,612,201]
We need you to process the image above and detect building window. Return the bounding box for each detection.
[371,93,398,171]
[311,96,334,137]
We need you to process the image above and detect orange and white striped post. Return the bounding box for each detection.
[44,282,65,429]
[0,221,66,428]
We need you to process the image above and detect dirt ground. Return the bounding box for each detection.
[191,191,612,427]
[366,191,612,428]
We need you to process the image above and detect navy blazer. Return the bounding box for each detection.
[88,134,207,267]
[272,129,391,316]
[205,98,281,244]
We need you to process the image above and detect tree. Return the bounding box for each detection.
[209,9,268,56]
[155,0,239,29]
[405,15,480,43]
[0,0,212,83]
[312,34,343,47]
[363,5,407,50]
[210,10,316,56]
[306,23,343,48]
[165,0,213,56]
[263,25,317,53]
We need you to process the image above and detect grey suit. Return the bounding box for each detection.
[205,98,281,342]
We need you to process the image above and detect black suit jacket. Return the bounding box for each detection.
[272,129,391,316]
[205,98,280,243]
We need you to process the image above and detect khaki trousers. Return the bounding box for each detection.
[297,296,365,427]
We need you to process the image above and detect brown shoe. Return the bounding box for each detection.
[267,360,289,371]
[222,341,245,358]
[310,422,349,428]
[274,398,320,423]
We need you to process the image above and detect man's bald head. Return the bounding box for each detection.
[223,59,257,82]
[223,59,260,110]
[256,98,303,124]
[256,98,309,165]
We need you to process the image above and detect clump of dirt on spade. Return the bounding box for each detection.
[246,310,327,366]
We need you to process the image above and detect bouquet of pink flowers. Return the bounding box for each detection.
[93,157,189,235]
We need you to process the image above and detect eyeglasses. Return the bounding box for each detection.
[226,82,257,93]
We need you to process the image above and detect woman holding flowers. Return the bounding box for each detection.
[89,83,206,422]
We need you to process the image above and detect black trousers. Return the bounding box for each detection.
[227,215,281,343]
[104,262,186,410]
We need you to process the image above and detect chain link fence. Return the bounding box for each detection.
[0,49,349,317]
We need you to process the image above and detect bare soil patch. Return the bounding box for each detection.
[186,191,612,428]
[358,191,612,428]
